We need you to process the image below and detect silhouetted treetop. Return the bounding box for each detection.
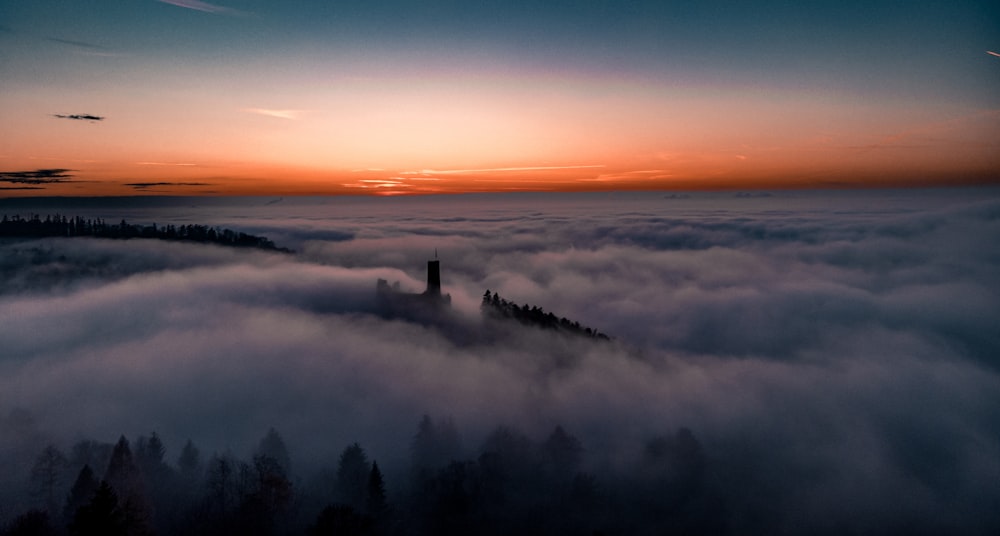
[177,439,201,478]
[63,465,98,529]
[336,443,371,512]
[29,445,68,517]
[365,461,388,519]
[255,428,292,478]
[5,422,724,536]
[0,213,291,253]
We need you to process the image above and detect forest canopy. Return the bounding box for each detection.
[0,214,290,253]
[0,417,709,536]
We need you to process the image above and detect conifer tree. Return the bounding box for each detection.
[102,436,151,536]
[63,465,98,530]
[177,439,201,477]
[365,461,387,518]
[255,428,292,477]
[69,481,124,536]
[336,443,370,511]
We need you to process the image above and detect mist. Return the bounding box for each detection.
[1,189,998,534]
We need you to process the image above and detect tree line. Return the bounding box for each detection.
[0,214,291,253]
[2,418,716,536]
[481,290,611,340]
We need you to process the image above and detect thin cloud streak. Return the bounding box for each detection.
[46,38,126,57]
[580,169,674,182]
[242,108,308,120]
[988,50,1000,58]
[156,0,237,14]
[156,0,251,16]
[402,165,605,175]
[47,37,104,50]
[125,182,213,190]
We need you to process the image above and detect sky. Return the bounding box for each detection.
[1,190,999,532]
[1,0,998,196]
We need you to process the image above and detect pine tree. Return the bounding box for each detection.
[336,443,370,511]
[177,439,201,477]
[255,428,292,477]
[205,453,236,514]
[134,432,169,490]
[541,426,584,482]
[411,415,461,480]
[69,481,125,536]
[104,437,139,499]
[102,436,151,536]
[365,461,387,518]
[63,465,98,529]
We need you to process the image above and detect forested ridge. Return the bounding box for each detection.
[0,214,290,253]
[2,418,712,536]
[481,290,610,340]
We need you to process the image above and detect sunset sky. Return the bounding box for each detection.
[2,0,998,196]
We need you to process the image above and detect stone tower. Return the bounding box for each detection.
[425,260,441,296]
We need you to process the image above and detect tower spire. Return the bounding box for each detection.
[426,257,441,296]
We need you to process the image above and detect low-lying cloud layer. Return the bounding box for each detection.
[1,190,998,533]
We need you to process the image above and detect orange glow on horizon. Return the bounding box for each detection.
[2,74,997,196]
[2,147,997,198]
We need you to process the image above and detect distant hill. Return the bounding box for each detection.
[0,214,291,253]
[481,290,610,340]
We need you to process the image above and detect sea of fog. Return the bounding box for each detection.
[1,188,998,533]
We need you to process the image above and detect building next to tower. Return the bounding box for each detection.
[376,257,451,316]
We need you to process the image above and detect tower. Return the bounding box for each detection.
[425,259,441,296]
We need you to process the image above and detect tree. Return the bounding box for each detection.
[177,439,201,478]
[3,510,58,536]
[102,436,150,536]
[103,437,141,499]
[29,444,68,516]
[642,427,706,507]
[479,425,536,509]
[69,441,113,483]
[309,504,373,536]
[221,454,294,536]
[411,415,461,480]
[411,415,436,477]
[541,426,584,482]
[365,461,387,518]
[336,443,370,511]
[254,428,291,477]
[134,432,171,498]
[69,481,125,536]
[426,461,475,535]
[249,454,293,516]
[63,465,98,529]
[134,434,165,475]
[204,453,237,514]
[481,426,533,471]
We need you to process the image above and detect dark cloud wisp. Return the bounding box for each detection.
[125,182,213,190]
[52,114,104,122]
[0,169,74,185]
